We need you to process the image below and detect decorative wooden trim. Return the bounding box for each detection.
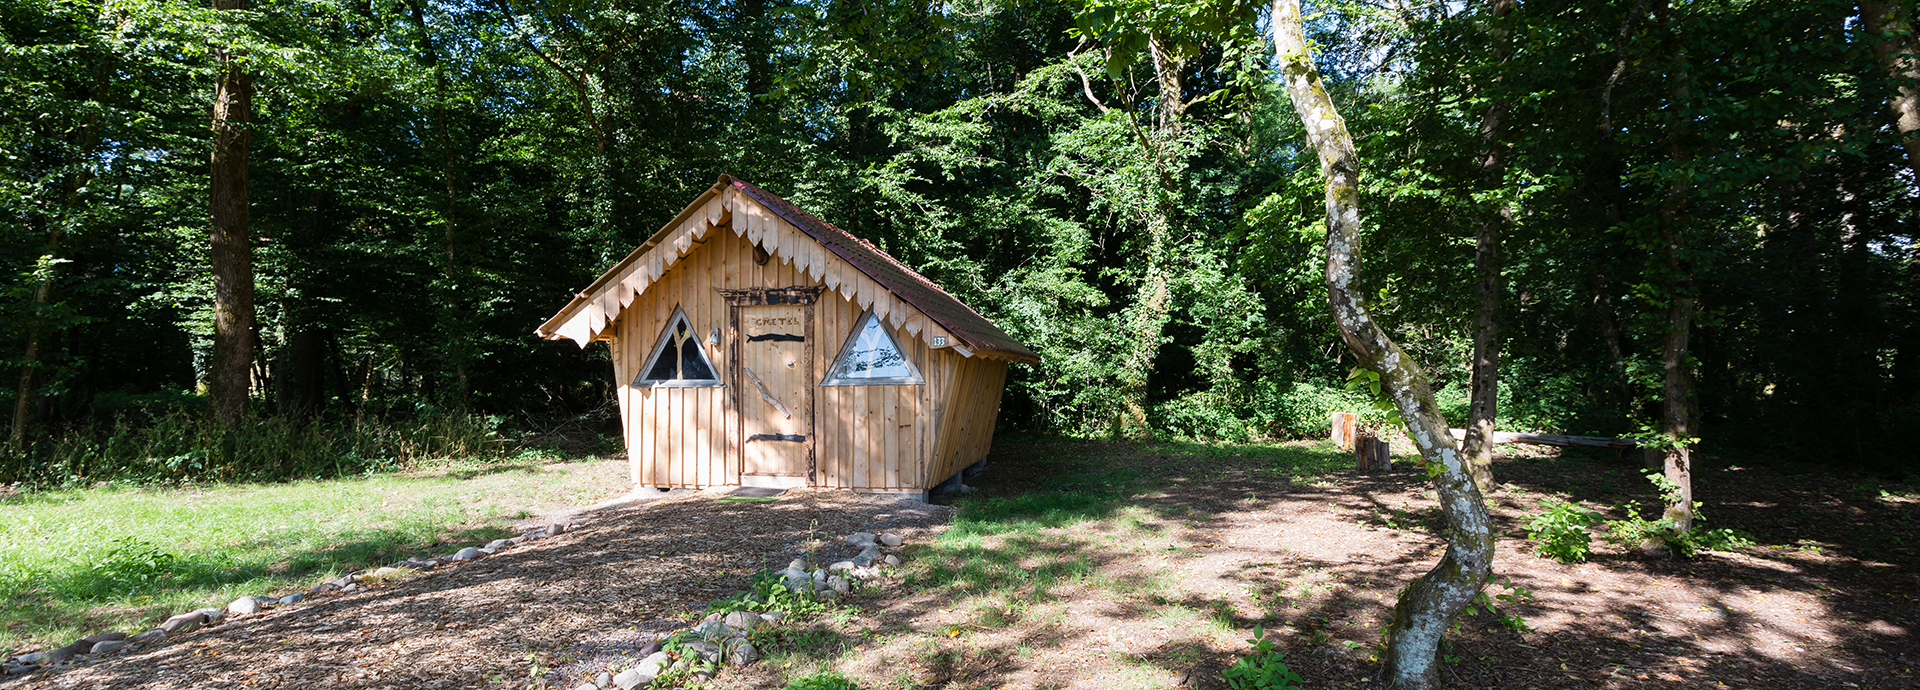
[633,306,724,388]
[718,285,826,306]
[821,310,926,387]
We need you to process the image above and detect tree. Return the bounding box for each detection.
[208,0,256,424]
[1458,0,1514,496]
[1272,1,1493,687]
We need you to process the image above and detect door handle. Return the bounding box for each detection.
[742,367,792,419]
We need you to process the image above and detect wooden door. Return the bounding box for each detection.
[738,304,812,481]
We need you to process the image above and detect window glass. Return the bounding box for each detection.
[827,314,919,383]
[636,310,719,386]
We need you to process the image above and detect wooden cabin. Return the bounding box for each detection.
[536,175,1039,497]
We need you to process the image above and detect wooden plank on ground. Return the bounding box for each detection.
[1447,428,1638,449]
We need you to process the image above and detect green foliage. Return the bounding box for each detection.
[783,671,866,690]
[1524,499,1602,563]
[1461,578,1535,635]
[87,537,181,598]
[1600,472,1756,557]
[709,568,837,620]
[1223,627,1304,690]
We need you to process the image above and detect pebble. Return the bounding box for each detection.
[278,593,304,605]
[371,566,401,578]
[828,575,850,594]
[884,554,900,566]
[88,640,128,655]
[880,533,903,547]
[789,558,807,570]
[451,547,482,561]
[828,560,855,572]
[129,629,166,644]
[486,539,510,550]
[546,523,567,537]
[595,671,612,688]
[691,619,731,639]
[852,553,874,567]
[227,596,261,615]
[847,532,876,546]
[195,608,226,622]
[159,612,205,634]
[636,640,663,657]
[572,684,596,690]
[508,536,528,545]
[760,611,784,623]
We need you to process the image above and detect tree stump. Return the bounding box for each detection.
[1331,412,1357,450]
[1355,430,1391,472]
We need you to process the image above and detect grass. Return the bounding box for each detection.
[0,453,629,654]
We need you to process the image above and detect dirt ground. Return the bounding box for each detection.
[4,489,952,690]
[771,440,1917,690]
[7,439,1916,689]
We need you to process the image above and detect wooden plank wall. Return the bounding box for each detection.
[926,357,1009,488]
[812,287,935,492]
[616,219,1006,492]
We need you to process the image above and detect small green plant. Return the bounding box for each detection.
[783,670,866,690]
[707,568,835,619]
[1524,499,1601,563]
[87,537,180,596]
[1601,471,1754,557]
[1223,627,1304,690]
[1462,577,1535,635]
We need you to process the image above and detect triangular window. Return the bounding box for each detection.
[634,308,721,387]
[823,312,924,386]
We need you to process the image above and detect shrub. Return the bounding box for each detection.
[1223,627,1304,690]
[1525,499,1601,563]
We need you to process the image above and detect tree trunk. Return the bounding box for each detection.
[209,0,256,425]
[1862,0,1920,177]
[1273,2,1495,686]
[1649,0,1696,548]
[407,0,470,406]
[1461,0,1517,496]
[1112,39,1187,439]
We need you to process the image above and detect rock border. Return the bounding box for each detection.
[580,530,911,690]
[0,521,575,677]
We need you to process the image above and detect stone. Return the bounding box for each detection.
[480,546,499,555]
[884,554,900,566]
[47,640,88,663]
[340,583,358,592]
[728,642,759,666]
[309,582,339,594]
[508,536,528,545]
[759,611,784,623]
[819,588,840,602]
[226,596,261,616]
[682,639,722,664]
[611,667,650,690]
[129,629,166,644]
[633,651,672,682]
[880,533,903,547]
[545,523,567,537]
[847,532,876,546]
[827,575,850,594]
[852,553,874,567]
[827,560,855,572]
[159,612,206,634]
[789,558,807,570]
[88,641,128,655]
[572,684,596,690]
[691,619,730,639]
[371,566,401,578]
[812,568,827,588]
[595,671,612,688]
[196,607,226,622]
[81,632,127,644]
[451,547,482,561]
[487,539,510,551]
[278,593,304,605]
[635,640,663,657]
[722,611,762,633]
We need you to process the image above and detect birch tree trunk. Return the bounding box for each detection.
[209,0,256,424]
[1272,2,1495,686]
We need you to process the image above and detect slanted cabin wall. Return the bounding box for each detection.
[611,228,1001,492]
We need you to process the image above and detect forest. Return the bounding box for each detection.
[3,0,1915,479]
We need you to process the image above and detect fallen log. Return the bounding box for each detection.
[1448,428,1638,449]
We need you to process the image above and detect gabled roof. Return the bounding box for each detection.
[536,174,1039,364]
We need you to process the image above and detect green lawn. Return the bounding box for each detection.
[0,454,630,654]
